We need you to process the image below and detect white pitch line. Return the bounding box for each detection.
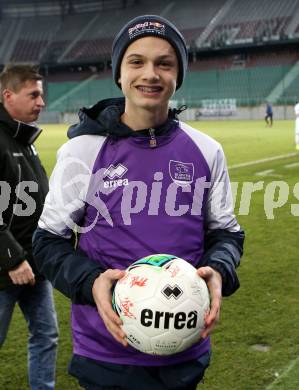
[255,169,274,176]
[284,162,299,169]
[228,152,298,170]
[255,169,283,178]
[265,355,299,390]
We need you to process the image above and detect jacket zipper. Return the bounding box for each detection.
[7,163,22,229]
[149,128,157,148]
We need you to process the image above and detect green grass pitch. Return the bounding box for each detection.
[0,120,298,389]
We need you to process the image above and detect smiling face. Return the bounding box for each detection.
[119,36,179,124]
[3,79,45,123]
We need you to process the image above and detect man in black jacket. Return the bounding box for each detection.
[0,65,58,390]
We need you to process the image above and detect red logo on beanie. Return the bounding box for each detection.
[128,21,165,39]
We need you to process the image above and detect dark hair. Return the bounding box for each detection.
[0,64,43,99]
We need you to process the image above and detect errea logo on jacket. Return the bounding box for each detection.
[103,164,129,188]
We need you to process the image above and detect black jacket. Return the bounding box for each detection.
[0,103,48,288]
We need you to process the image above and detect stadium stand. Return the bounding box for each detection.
[281,70,299,101]
[0,0,299,114]
[246,51,299,67]
[205,2,295,48]
[42,13,94,62]
[10,15,59,63]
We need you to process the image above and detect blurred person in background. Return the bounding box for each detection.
[265,101,273,127]
[0,64,58,390]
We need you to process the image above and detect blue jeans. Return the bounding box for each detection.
[0,280,58,390]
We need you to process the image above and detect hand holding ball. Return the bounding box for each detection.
[113,254,210,355]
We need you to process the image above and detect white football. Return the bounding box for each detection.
[112,254,210,356]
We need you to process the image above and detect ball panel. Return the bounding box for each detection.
[115,266,163,302]
[128,254,177,269]
[150,332,183,355]
[124,324,152,353]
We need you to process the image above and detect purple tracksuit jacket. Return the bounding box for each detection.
[33,97,244,367]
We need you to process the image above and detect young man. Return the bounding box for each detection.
[294,100,299,150]
[0,65,58,390]
[265,101,273,127]
[33,15,244,389]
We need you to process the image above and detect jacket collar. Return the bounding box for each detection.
[67,97,184,140]
[0,103,42,145]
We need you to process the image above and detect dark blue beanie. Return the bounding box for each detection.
[112,15,188,90]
